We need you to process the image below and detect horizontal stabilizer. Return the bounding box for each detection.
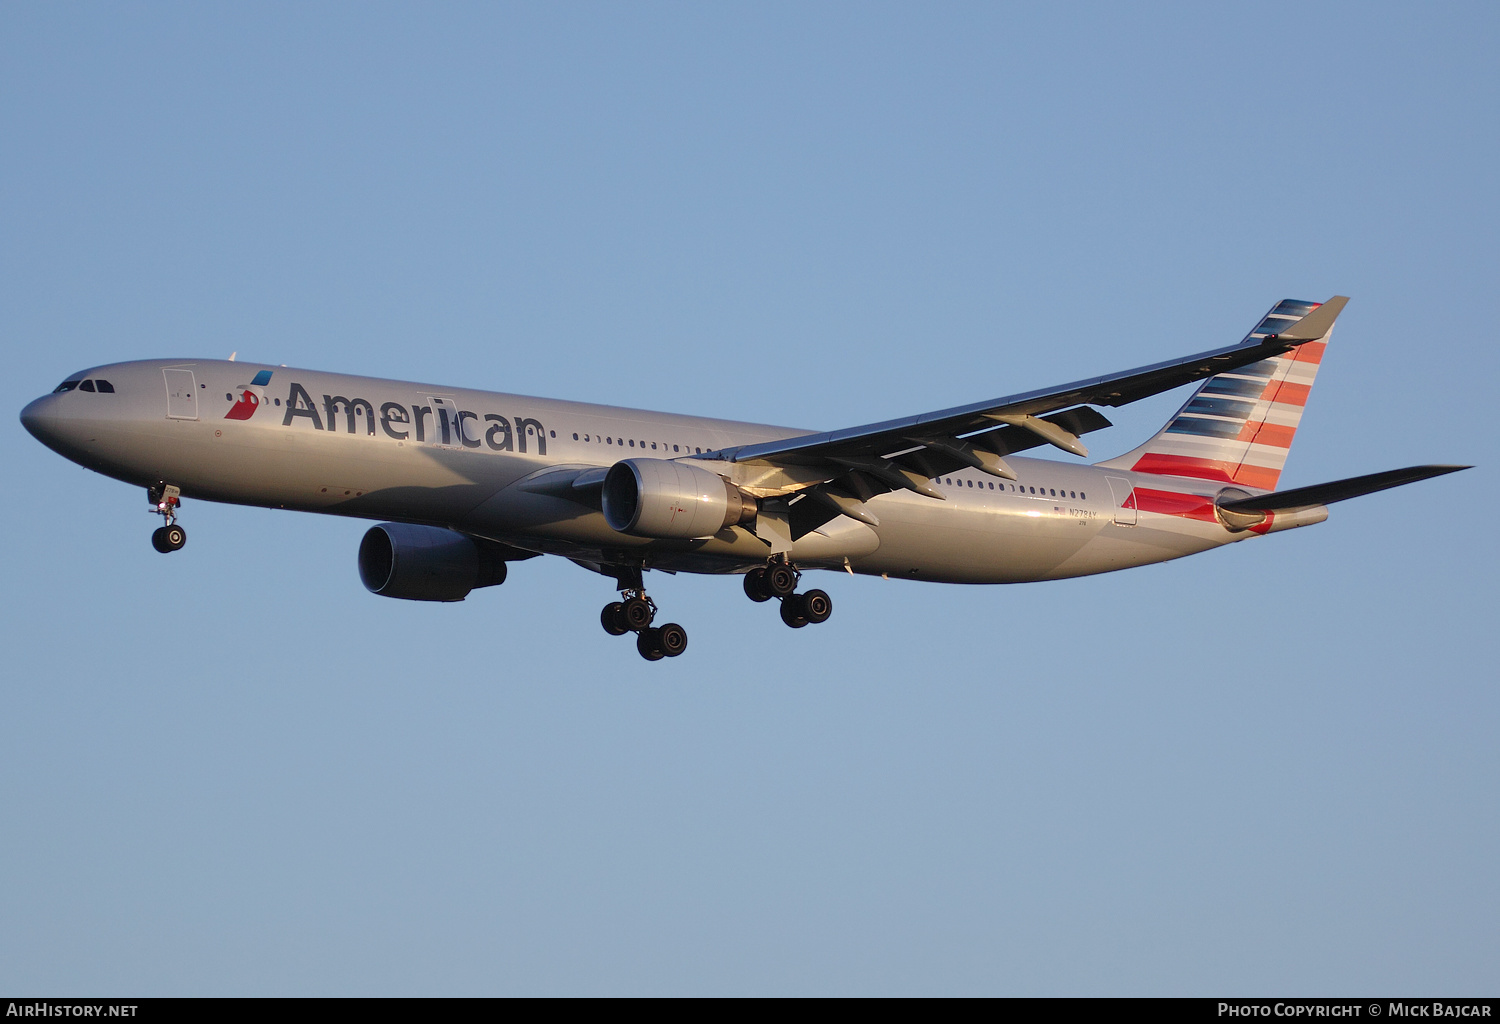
[1217,464,1470,514]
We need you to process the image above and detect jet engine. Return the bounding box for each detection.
[602,459,756,539]
[358,523,509,602]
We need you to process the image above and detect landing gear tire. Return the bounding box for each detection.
[152,525,186,553]
[766,564,798,598]
[743,568,772,603]
[637,628,666,661]
[801,588,832,624]
[601,602,629,636]
[779,594,809,628]
[657,622,688,657]
[623,596,655,631]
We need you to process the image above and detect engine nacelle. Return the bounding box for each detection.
[602,459,756,539]
[358,523,509,602]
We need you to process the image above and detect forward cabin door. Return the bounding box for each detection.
[1105,475,1137,526]
[163,369,199,420]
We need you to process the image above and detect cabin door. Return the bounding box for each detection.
[1105,476,1137,526]
[163,369,199,420]
[423,395,464,447]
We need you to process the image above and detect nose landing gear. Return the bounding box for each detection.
[152,523,187,553]
[746,562,833,630]
[600,568,688,661]
[148,484,187,553]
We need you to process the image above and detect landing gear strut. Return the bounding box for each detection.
[599,567,687,661]
[148,483,187,553]
[744,561,833,629]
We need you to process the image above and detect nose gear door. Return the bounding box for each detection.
[163,369,199,420]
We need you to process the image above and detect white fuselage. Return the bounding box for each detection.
[21,358,1282,585]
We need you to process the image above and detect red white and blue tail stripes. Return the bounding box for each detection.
[1103,300,1328,491]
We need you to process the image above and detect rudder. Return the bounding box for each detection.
[1096,298,1336,491]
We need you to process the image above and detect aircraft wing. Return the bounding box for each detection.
[713,296,1348,471]
[696,296,1348,539]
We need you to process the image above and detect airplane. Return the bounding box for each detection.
[20,295,1468,661]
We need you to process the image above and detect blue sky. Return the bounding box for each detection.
[3,2,1496,995]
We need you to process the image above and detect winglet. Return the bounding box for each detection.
[1274,295,1349,341]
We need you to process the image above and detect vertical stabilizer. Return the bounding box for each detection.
[1096,298,1342,491]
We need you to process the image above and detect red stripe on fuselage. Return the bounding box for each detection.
[1131,487,1219,523]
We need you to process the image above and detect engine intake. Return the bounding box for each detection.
[602,459,756,539]
[358,523,509,602]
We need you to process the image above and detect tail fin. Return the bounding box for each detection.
[1096,298,1343,490]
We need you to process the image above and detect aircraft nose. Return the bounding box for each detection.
[20,394,59,444]
[19,393,85,458]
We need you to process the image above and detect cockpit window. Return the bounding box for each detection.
[95,380,114,393]
[53,380,80,393]
[79,380,96,392]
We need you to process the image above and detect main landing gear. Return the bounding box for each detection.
[599,568,688,661]
[743,562,832,629]
[148,483,187,553]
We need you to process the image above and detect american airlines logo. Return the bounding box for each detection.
[277,382,547,454]
[224,369,274,420]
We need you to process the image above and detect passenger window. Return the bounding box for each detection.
[988,482,994,489]
[1070,491,1075,498]
[1029,487,1036,494]
[226,392,234,401]
[695,447,701,454]
[673,445,679,452]
[1080,492,1086,500]
[550,430,556,438]
[54,380,80,393]
[651,442,656,449]
[967,480,973,487]
[573,433,579,440]
[629,439,634,447]
[607,437,613,444]
[1050,489,1056,496]
[95,380,114,393]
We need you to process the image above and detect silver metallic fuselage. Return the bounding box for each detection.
[21,358,1271,584]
